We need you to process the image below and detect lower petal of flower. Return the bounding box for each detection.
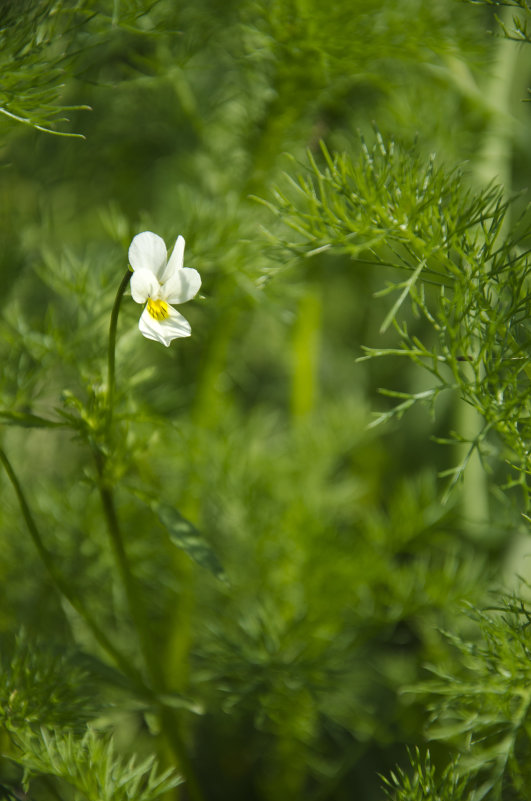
[139,305,192,347]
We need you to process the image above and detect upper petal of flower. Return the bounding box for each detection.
[138,304,192,347]
[162,267,201,304]
[130,268,160,304]
[129,232,167,279]
[162,235,185,282]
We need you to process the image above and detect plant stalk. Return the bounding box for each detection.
[458,6,521,534]
[102,268,205,801]
[0,446,146,692]
[107,268,132,426]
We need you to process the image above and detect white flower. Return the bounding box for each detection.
[128,231,201,347]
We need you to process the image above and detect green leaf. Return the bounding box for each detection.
[151,501,227,584]
[155,693,204,715]
[0,410,65,428]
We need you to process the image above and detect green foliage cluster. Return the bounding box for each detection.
[0,0,84,135]
[0,1,531,800]
[381,595,531,800]
[0,632,94,731]
[12,729,180,801]
[422,599,531,798]
[382,749,467,801]
[467,0,531,44]
[262,135,531,500]
[0,634,179,801]
[0,0,180,136]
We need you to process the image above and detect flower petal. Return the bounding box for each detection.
[138,305,191,347]
[162,267,201,304]
[162,235,185,282]
[130,268,160,304]
[129,232,167,278]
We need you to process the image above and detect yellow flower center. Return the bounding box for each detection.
[147,298,169,321]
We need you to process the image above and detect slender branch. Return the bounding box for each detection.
[1,444,202,800]
[0,105,87,139]
[0,446,145,693]
[95,463,204,801]
[93,457,164,686]
[101,265,160,683]
[159,708,205,801]
[107,268,132,426]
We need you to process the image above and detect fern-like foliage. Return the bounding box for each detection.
[382,749,469,801]
[466,0,531,44]
[411,597,531,800]
[380,594,531,801]
[12,728,181,801]
[0,0,89,136]
[0,0,176,137]
[0,633,181,801]
[0,632,95,732]
[260,136,531,501]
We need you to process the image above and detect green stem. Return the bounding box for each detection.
[95,476,204,801]
[102,266,162,685]
[291,286,321,419]
[107,268,131,427]
[159,708,204,801]
[94,456,164,687]
[102,270,205,801]
[474,5,521,195]
[458,6,521,533]
[0,446,146,693]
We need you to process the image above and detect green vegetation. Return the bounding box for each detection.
[0,1,531,799]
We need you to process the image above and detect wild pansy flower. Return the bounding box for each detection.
[128,231,201,347]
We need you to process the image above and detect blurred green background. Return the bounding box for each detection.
[1,1,531,799]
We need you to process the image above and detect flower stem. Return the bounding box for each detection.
[94,456,164,684]
[94,462,205,801]
[102,266,161,684]
[107,268,131,426]
[101,269,205,801]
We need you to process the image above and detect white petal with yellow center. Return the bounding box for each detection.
[128,230,200,346]
[138,305,191,347]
